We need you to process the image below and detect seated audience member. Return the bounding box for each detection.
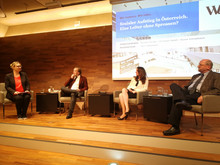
[5,61,31,120]
[118,66,149,120]
[163,59,220,136]
[61,67,88,119]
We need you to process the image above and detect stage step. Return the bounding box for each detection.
[0,123,219,165]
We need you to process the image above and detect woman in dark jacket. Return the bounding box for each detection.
[5,61,31,120]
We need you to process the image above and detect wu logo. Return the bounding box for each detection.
[206,5,220,15]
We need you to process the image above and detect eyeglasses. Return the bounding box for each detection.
[198,64,206,66]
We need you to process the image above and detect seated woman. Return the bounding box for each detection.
[118,66,148,120]
[5,61,31,120]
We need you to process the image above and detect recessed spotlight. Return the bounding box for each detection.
[108,163,118,165]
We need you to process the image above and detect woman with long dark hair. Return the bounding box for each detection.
[118,66,148,120]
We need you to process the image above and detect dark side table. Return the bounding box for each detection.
[143,95,173,123]
[36,93,59,113]
[88,93,113,116]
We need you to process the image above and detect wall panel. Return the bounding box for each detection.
[0,26,188,104]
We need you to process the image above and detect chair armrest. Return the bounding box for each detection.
[84,90,88,102]
[30,90,34,101]
[202,95,220,113]
[0,91,4,103]
[58,90,62,102]
[113,91,122,98]
[136,91,148,104]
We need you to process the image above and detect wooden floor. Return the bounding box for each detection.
[0,144,136,165]
[0,106,220,143]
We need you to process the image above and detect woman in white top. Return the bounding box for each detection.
[118,66,148,120]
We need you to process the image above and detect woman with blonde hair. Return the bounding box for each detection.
[118,66,148,120]
[5,61,31,119]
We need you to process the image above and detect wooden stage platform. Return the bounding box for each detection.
[0,106,219,164]
[1,106,220,142]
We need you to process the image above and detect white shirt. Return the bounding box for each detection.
[71,75,80,90]
[127,77,148,92]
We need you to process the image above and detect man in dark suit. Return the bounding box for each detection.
[163,59,220,136]
[61,67,88,119]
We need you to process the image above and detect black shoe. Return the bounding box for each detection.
[125,111,130,115]
[163,126,180,136]
[117,114,128,120]
[22,114,27,118]
[66,115,72,119]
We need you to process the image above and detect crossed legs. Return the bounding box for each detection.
[163,83,200,135]
[119,88,130,118]
[61,87,83,119]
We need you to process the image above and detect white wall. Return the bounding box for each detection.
[0,23,8,37]
[4,13,112,37]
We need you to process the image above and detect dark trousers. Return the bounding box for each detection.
[168,83,201,128]
[61,87,84,115]
[11,93,31,118]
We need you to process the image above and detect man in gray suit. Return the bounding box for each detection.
[163,59,220,136]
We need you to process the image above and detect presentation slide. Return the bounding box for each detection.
[112,0,220,80]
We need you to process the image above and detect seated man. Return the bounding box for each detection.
[61,67,88,119]
[163,59,220,136]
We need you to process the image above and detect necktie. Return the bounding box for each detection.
[189,74,204,94]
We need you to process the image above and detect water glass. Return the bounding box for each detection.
[48,86,54,93]
[148,90,152,96]
[163,89,168,96]
[157,87,163,96]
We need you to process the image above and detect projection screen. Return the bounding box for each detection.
[112,0,220,80]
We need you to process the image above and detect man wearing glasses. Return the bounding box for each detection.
[163,59,220,136]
